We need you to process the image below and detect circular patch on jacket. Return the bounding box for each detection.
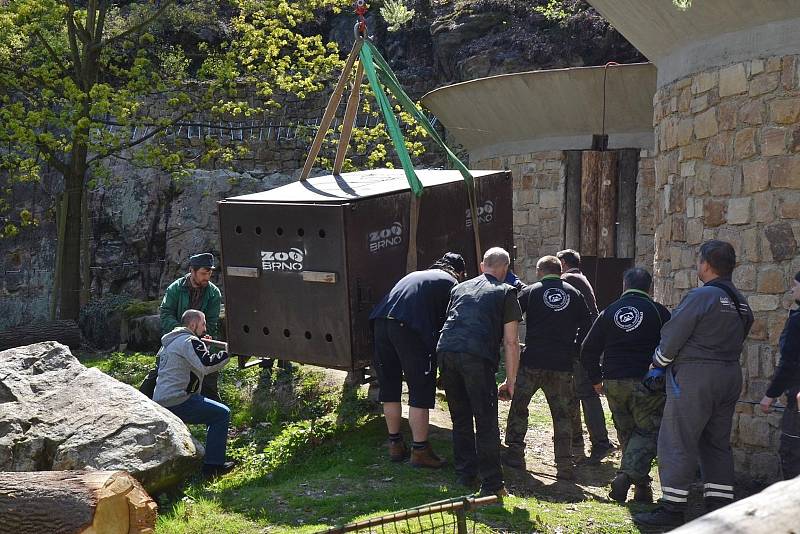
[614,306,643,332]
[543,288,570,311]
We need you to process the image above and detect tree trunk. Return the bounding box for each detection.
[0,320,81,350]
[59,173,84,321]
[0,470,157,534]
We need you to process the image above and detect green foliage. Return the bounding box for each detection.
[380,0,415,32]
[122,298,161,318]
[673,0,693,9]
[83,350,154,386]
[533,0,572,21]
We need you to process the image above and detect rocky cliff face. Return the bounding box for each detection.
[0,0,642,334]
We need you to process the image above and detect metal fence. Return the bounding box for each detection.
[322,495,500,534]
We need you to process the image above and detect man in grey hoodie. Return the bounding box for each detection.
[154,309,234,477]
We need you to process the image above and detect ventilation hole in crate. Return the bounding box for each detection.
[262,327,270,335]
[318,229,326,238]
[276,227,284,236]
[325,333,333,342]
[242,325,250,334]
[255,226,262,235]
[283,329,291,338]
[235,225,243,234]
[304,331,312,340]
[297,228,305,237]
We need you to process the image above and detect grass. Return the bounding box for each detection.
[85,351,651,533]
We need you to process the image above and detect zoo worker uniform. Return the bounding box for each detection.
[437,273,522,494]
[765,306,800,479]
[562,267,611,457]
[505,275,591,476]
[370,269,459,409]
[581,289,671,492]
[651,277,753,513]
[154,327,232,467]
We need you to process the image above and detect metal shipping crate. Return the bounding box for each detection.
[218,169,512,371]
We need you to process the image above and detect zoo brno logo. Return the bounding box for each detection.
[465,200,494,228]
[543,288,570,311]
[614,306,644,332]
[368,222,403,253]
[261,248,304,271]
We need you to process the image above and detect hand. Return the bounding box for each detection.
[760,396,775,414]
[498,380,514,401]
[202,334,212,340]
[593,383,603,395]
[648,363,655,370]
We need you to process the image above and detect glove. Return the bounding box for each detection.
[642,367,665,394]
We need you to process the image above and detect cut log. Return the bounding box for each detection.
[564,150,582,250]
[0,470,157,534]
[597,150,618,258]
[615,149,639,259]
[580,151,602,256]
[0,320,81,351]
[672,475,800,533]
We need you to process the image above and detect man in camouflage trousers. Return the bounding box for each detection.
[504,255,591,479]
[581,268,671,503]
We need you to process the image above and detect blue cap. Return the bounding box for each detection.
[189,253,215,270]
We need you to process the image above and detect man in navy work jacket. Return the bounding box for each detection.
[370,253,466,468]
[635,240,753,529]
[581,267,671,503]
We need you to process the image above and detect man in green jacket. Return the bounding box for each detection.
[160,252,223,401]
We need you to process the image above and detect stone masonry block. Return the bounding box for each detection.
[719,63,748,97]
[762,127,788,157]
[770,98,800,124]
[757,268,786,294]
[727,197,751,225]
[749,295,780,312]
[692,71,718,95]
[734,128,758,159]
[742,160,769,193]
[749,72,780,97]
[694,108,719,139]
[703,199,726,227]
[770,156,800,188]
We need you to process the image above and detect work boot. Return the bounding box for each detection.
[456,473,479,490]
[585,443,615,465]
[388,439,409,462]
[501,448,526,470]
[634,482,654,504]
[201,461,236,479]
[410,443,446,468]
[609,472,632,503]
[556,463,575,481]
[633,505,685,530]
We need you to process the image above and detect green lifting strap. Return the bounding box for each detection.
[359,40,476,196]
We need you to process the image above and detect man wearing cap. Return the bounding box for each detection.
[370,252,466,468]
[159,252,223,401]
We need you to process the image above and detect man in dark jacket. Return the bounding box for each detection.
[635,240,754,529]
[504,255,591,480]
[581,267,671,503]
[370,252,466,468]
[557,249,613,463]
[437,247,522,497]
[760,270,800,479]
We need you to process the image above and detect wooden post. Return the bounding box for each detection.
[580,151,601,256]
[616,149,639,259]
[564,151,582,249]
[597,150,618,258]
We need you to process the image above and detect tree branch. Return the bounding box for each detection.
[36,141,69,175]
[33,30,70,76]
[99,0,177,50]
[63,0,92,44]
[65,9,84,84]
[87,108,193,164]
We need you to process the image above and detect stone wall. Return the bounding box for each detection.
[652,54,800,482]
[473,149,657,284]
[473,151,566,283]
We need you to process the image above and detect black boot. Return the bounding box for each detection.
[633,504,686,529]
[633,482,653,503]
[609,472,632,503]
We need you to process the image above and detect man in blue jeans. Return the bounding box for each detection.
[153,309,234,478]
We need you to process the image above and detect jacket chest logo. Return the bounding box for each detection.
[543,288,570,311]
[614,306,644,332]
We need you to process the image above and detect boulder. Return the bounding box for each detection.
[125,314,163,352]
[0,342,203,493]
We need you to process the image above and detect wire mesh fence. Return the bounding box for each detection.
[322,495,499,534]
